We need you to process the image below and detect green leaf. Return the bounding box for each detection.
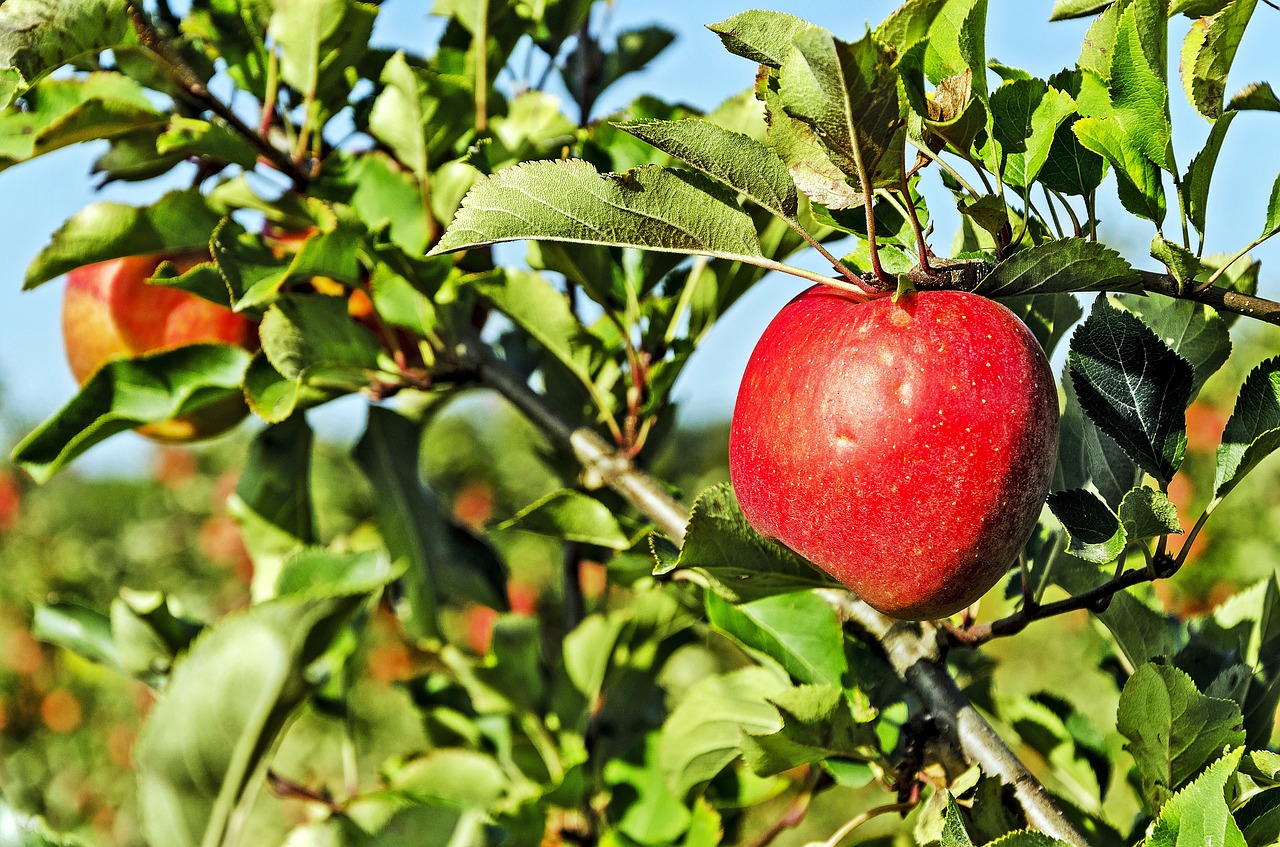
[235,416,316,548]
[276,548,399,598]
[707,10,817,67]
[1214,356,1280,498]
[31,602,120,669]
[1074,113,1166,224]
[354,406,507,643]
[1038,117,1107,197]
[1117,663,1245,811]
[0,799,93,846]
[706,590,848,687]
[259,294,382,391]
[0,66,19,109]
[499,489,631,549]
[990,78,1079,188]
[1119,487,1182,541]
[156,117,259,169]
[430,159,767,267]
[604,733,692,844]
[1145,748,1246,847]
[941,794,975,847]
[1226,80,1280,111]
[778,29,903,193]
[1150,236,1205,289]
[242,352,340,424]
[0,0,129,88]
[1109,7,1173,171]
[1002,293,1084,359]
[110,590,203,680]
[741,684,878,776]
[977,238,1141,298]
[1180,0,1258,120]
[135,594,365,847]
[657,484,840,602]
[24,190,223,289]
[1263,172,1280,239]
[11,344,251,482]
[369,51,473,182]
[873,0,949,53]
[658,667,787,798]
[267,0,376,106]
[1047,488,1126,564]
[389,748,509,808]
[618,119,799,219]
[1184,111,1235,236]
[1067,297,1193,484]
[1113,292,1231,400]
[1050,0,1117,19]
[925,0,989,102]
[1055,366,1141,509]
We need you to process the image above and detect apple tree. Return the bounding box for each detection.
[3,0,1280,845]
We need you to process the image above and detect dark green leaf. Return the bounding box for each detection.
[11,344,251,482]
[0,0,129,88]
[618,119,799,218]
[942,794,976,847]
[354,406,507,643]
[706,10,817,68]
[430,159,767,266]
[1002,293,1084,359]
[1038,117,1107,197]
[1067,297,1193,484]
[990,78,1079,188]
[1054,366,1141,509]
[1117,663,1245,811]
[241,352,341,425]
[1145,748,1245,847]
[24,190,223,289]
[740,684,878,777]
[259,294,382,391]
[1113,292,1230,400]
[135,594,365,847]
[1180,0,1258,120]
[977,238,1141,298]
[499,489,631,549]
[1214,356,1280,498]
[1047,488,1126,563]
[658,484,840,602]
[236,416,316,546]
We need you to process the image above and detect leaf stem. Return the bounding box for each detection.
[899,164,933,274]
[474,0,490,133]
[1195,230,1278,292]
[908,138,983,200]
[820,801,916,847]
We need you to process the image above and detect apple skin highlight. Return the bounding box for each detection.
[729,287,1060,620]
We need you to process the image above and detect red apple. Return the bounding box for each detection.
[729,287,1059,620]
[61,253,258,442]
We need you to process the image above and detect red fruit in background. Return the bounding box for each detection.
[61,254,258,442]
[730,287,1059,620]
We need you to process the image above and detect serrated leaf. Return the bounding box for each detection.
[1039,117,1108,197]
[1067,297,1192,484]
[1227,80,1280,111]
[242,352,339,424]
[1184,111,1235,236]
[0,0,129,88]
[742,684,878,777]
[1107,8,1173,170]
[1119,487,1182,541]
[942,794,976,847]
[1074,113,1166,223]
[1180,0,1258,120]
[1113,292,1230,400]
[1050,0,1116,19]
[11,345,251,482]
[1055,366,1140,508]
[430,159,767,267]
[873,0,949,53]
[156,117,258,169]
[990,78,1079,188]
[658,484,840,602]
[135,594,366,847]
[778,29,903,193]
[706,590,847,687]
[1048,488,1126,563]
[706,10,817,67]
[1145,748,1246,847]
[1263,172,1280,239]
[977,238,1141,298]
[267,0,375,106]
[499,489,631,549]
[925,0,989,102]
[1117,663,1244,811]
[1151,236,1204,288]
[24,190,223,289]
[658,667,787,798]
[618,119,799,219]
[1214,356,1280,498]
[354,406,507,643]
[985,833,1074,846]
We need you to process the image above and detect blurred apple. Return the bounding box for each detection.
[61,253,258,441]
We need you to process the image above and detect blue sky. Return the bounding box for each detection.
[1,1,1277,473]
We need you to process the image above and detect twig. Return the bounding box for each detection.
[819,800,917,847]
[458,337,1088,847]
[819,591,1087,846]
[124,0,310,191]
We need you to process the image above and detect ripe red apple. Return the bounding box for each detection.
[61,253,258,442]
[729,287,1059,620]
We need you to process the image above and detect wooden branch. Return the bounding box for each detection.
[458,337,1089,847]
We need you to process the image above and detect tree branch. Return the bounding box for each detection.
[124,0,311,191]
[457,337,1089,847]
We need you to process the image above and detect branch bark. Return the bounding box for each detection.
[458,337,1089,847]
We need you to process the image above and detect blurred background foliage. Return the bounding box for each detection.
[3,310,1280,846]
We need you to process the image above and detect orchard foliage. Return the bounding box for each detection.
[3,0,1280,846]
